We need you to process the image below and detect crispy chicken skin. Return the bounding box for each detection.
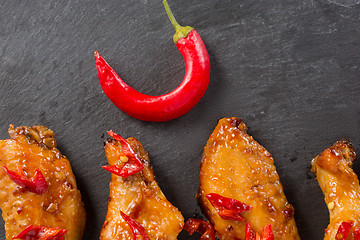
[100,137,184,240]
[199,117,300,240]
[311,140,360,239]
[0,125,86,240]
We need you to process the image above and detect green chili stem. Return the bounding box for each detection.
[162,0,194,43]
[163,0,182,31]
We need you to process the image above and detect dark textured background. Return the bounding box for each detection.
[1,0,360,239]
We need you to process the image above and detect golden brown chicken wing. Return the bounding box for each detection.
[0,125,86,240]
[311,140,360,240]
[100,133,184,240]
[198,117,300,240]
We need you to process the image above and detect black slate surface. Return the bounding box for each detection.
[1,0,360,239]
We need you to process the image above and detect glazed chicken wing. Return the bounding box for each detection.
[100,135,184,240]
[311,140,360,239]
[199,117,300,239]
[0,125,86,240]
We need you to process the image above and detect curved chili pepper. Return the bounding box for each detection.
[102,130,144,178]
[183,218,215,240]
[94,0,210,122]
[335,221,354,240]
[206,193,252,221]
[13,225,67,240]
[120,211,150,240]
[3,165,47,194]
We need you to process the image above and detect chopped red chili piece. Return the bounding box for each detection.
[245,222,274,240]
[120,211,150,240]
[12,225,67,240]
[4,165,47,194]
[353,227,360,240]
[183,218,215,240]
[262,224,274,240]
[245,222,256,240]
[206,193,252,221]
[102,131,144,178]
[335,221,354,240]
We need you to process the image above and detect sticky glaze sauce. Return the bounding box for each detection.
[199,117,300,240]
[312,140,360,240]
[100,137,184,240]
[0,125,86,240]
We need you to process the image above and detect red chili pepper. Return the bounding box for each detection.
[261,224,274,240]
[12,225,67,240]
[183,218,215,240]
[245,222,274,240]
[335,221,354,240]
[206,193,252,221]
[94,0,210,122]
[3,165,47,194]
[245,221,254,240]
[102,130,144,178]
[120,211,150,240]
[354,227,360,240]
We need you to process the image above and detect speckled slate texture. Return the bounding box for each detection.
[0,0,360,239]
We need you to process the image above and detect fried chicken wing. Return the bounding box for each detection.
[0,125,86,240]
[311,140,360,239]
[100,136,184,240]
[199,117,300,240]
